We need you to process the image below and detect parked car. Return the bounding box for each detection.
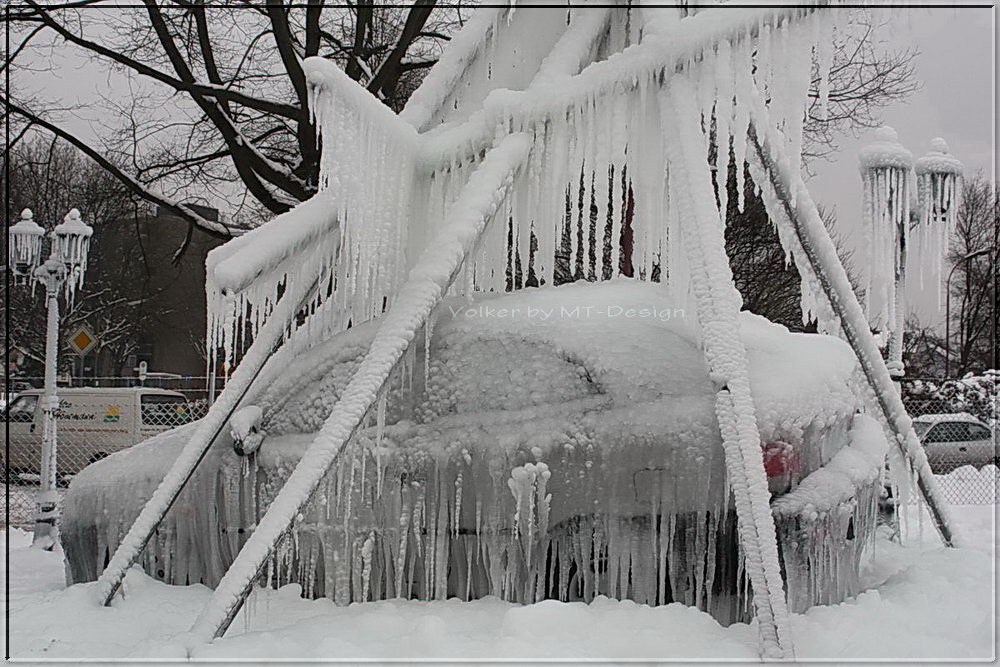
[4,387,192,479]
[912,413,996,474]
[62,282,888,625]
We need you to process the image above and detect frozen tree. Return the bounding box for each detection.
[902,316,947,378]
[5,0,467,240]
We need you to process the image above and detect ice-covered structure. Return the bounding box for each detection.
[65,1,957,661]
[66,282,887,618]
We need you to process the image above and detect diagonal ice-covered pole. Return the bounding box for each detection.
[94,255,327,607]
[743,111,957,548]
[187,133,532,644]
[660,77,794,661]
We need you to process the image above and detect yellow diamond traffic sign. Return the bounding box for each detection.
[67,325,98,357]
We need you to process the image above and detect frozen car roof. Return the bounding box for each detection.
[250,280,863,452]
[912,413,987,427]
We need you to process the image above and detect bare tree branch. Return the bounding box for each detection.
[5,96,235,237]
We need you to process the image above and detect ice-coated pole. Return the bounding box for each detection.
[8,207,93,550]
[33,264,62,550]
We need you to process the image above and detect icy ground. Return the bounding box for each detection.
[4,488,995,662]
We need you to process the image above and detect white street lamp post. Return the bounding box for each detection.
[8,208,93,550]
[860,126,913,389]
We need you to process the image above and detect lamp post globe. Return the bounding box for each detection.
[8,209,45,283]
[51,207,93,297]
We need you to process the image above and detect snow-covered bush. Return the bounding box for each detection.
[903,370,999,428]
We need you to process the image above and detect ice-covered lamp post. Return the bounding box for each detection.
[8,208,93,550]
[859,126,913,386]
[914,139,964,376]
[860,129,964,388]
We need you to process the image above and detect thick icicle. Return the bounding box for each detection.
[858,126,913,333]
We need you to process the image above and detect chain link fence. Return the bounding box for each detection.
[899,376,998,506]
[4,376,215,528]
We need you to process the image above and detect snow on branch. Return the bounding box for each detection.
[206,190,339,297]
[399,6,506,132]
[529,6,614,91]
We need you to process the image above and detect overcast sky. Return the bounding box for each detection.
[807,5,995,329]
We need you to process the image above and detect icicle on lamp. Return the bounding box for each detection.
[913,139,963,297]
[859,125,913,337]
[8,208,45,285]
[51,208,94,301]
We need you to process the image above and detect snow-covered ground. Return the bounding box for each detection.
[4,485,995,661]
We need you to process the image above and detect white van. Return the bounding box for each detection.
[4,387,192,478]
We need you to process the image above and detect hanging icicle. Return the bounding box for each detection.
[204,3,840,378]
[51,208,93,304]
[7,209,45,286]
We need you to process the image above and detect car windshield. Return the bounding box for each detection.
[913,422,931,438]
[141,395,191,426]
[6,395,37,422]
